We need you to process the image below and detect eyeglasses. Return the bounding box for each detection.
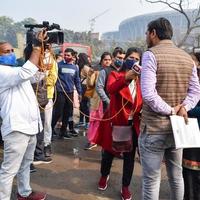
[0,49,14,54]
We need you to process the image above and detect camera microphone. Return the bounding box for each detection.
[131,62,142,75]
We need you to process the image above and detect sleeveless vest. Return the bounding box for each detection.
[141,40,193,134]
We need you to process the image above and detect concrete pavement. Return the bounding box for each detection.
[0,133,170,200]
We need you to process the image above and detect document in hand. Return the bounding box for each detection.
[170,115,200,149]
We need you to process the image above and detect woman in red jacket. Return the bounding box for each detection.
[94,48,143,200]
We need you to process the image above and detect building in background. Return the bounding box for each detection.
[102,9,200,48]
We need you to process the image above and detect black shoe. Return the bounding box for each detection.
[58,130,66,139]
[44,145,52,157]
[33,157,52,165]
[63,132,72,139]
[53,128,60,136]
[30,163,37,173]
[69,129,78,137]
[84,143,97,150]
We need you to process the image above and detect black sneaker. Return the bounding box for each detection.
[33,157,52,165]
[44,145,52,157]
[69,129,79,137]
[84,143,97,150]
[58,130,66,139]
[63,132,72,139]
[30,163,37,173]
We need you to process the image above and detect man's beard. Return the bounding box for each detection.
[147,40,153,48]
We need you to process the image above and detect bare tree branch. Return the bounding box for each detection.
[145,0,200,47]
[194,5,200,23]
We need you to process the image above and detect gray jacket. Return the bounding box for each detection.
[95,69,110,105]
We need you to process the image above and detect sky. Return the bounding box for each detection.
[1,0,199,34]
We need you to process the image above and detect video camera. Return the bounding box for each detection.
[24,21,64,45]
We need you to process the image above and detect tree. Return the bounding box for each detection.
[144,0,200,47]
[0,16,15,44]
[0,17,38,47]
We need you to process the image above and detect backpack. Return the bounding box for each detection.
[83,72,97,98]
[32,79,48,108]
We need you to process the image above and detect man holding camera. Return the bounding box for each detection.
[0,31,46,200]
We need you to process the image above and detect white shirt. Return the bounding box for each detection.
[0,61,42,138]
[128,80,136,120]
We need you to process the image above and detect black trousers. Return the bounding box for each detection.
[100,128,137,186]
[52,92,73,132]
[183,167,200,200]
[79,97,90,123]
[34,111,45,160]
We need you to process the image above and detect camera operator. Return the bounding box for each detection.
[0,30,47,200]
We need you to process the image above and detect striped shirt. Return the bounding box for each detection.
[141,51,200,115]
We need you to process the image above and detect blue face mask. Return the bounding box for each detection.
[114,59,124,68]
[124,58,137,70]
[0,53,17,66]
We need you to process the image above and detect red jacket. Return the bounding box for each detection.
[93,71,143,153]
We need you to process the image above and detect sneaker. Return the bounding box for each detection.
[121,186,132,200]
[17,191,46,200]
[85,123,89,130]
[84,143,97,150]
[44,145,52,157]
[53,127,60,136]
[63,132,72,139]
[59,130,71,139]
[69,129,78,137]
[75,122,85,128]
[98,175,109,191]
[33,157,52,165]
[30,164,37,173]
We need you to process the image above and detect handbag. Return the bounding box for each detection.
[84,86,95,98]
[112,125,133,152]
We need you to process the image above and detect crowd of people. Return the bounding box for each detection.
[0,17,200,200]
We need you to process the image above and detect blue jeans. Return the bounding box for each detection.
[0,131,36,200]
[138,131,184,200]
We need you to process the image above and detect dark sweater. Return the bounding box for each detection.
[56,61,82,94]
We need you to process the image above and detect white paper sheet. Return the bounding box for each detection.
[170,115,200,149]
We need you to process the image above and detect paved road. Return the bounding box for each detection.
[0,133,170,200]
